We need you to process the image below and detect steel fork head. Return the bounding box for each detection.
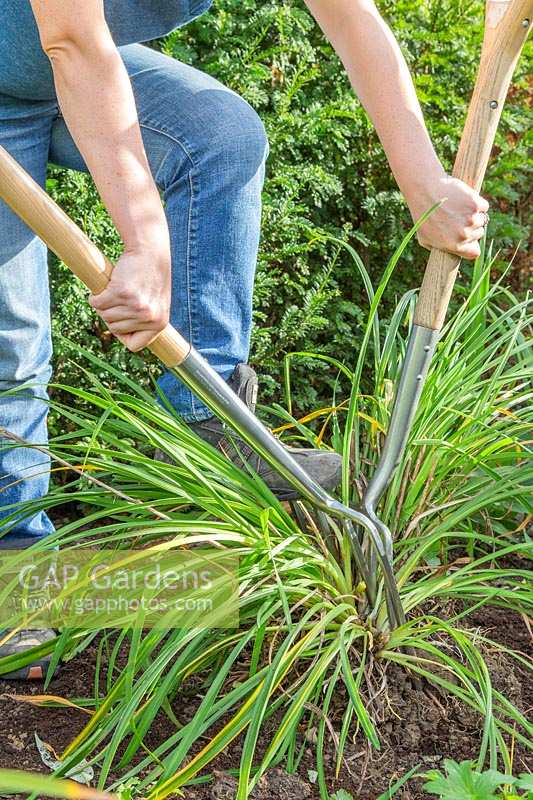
[172,346,432,631]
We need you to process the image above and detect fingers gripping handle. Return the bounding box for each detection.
[0,143,190,367]
[414,0,532,331]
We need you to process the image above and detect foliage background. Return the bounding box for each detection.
[48,0,531,416]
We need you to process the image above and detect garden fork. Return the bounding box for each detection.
[0,0,530,630]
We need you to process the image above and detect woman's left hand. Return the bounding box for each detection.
[89,241,171,352]
[407,174,490,261]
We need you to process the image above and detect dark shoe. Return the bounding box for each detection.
[0,629,55,680]
[159,363,342,501]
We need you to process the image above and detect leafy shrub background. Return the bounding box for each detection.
[48,0,531,415]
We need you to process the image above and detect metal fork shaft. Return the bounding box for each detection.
[172,350,405,628]
[363,325,439,525]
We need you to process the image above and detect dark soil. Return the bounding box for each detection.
[0,604,531,800]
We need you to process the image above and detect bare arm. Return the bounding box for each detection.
[30,0,171,350]
[305,0,489,259]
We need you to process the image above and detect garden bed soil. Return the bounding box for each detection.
[0,604,531,799]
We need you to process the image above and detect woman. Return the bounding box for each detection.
[0,0,488,674]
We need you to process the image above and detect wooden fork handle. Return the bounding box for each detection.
[413,0,532,331]
[0,144,190,367]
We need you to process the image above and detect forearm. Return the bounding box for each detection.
[305,0,446,204]
[47,39,167,250]
[28,0,171,351]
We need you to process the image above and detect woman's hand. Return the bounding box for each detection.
[407,174,490,261]
[30,0,175,343]
[304,2,491,263]
[89,241,171,352]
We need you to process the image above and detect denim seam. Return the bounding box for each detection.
[178,408,214,424]
[186,167,196,417]
[139,121,208,420]
[186,167,206,418]
[139,121,197,170]
[140,121,193,420]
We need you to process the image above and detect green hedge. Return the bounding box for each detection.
[48,0,531,413]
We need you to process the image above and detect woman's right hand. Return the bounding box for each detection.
[89,238,171,352]
[407,174,490,261]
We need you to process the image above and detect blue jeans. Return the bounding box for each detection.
[0,44,268,546]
